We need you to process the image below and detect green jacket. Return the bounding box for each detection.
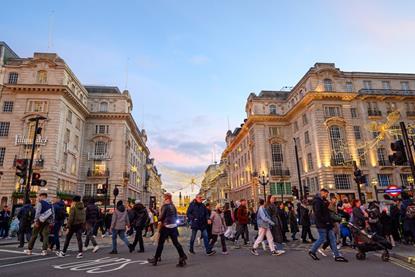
[67,202,86,227]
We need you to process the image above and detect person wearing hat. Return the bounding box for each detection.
[129,199,149,253]
[25,191,54,256]
[148,193,187,266]
[109,200,130,254]
[57,195,86,258]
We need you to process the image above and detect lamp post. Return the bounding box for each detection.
[407,175,414,193]
[103,168,110,217]
[371,177,379,202]
[25,116,47,204]
[258,171,269,200]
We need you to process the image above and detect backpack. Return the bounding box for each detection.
[406,205,415,219]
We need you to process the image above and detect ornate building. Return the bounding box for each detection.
[223,63,415,205]
[200,161,229,205]
[145,158,163,209]
[0,45,161,208]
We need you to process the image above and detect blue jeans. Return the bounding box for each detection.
[53,221,63,250]
[275,242,284,250]
[190,228,211,253]
[112,229,130,252]
[311,228,340,257]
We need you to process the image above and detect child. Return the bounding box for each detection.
[340,218,352,246]
[209,204,228,255]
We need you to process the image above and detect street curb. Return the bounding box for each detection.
[0,241,19,247]
[390,252,415,265]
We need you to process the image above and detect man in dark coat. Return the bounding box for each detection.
[84,199,99,252]
[0,205,11,238]
[234,199,250,246]
[299,199,315,243]
[17,201,35,248]
[51,196,67,251]
[186,195,215,255]
[309,189,347,262]
[129,200,148,252]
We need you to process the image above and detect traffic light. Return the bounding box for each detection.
[31,172,47,186]
[102,183,108,195]
[304,186,310,197]
[389,140,408,165]
[354,168,366,184]
[15,159,28,179]
[291,186,299,198]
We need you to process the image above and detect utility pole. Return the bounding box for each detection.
[25,116,46,203]
[294,138,304,199]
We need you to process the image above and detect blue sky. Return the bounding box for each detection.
[2,0,415,190]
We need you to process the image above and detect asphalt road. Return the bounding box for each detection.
[0,227,414,277]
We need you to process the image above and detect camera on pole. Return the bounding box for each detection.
[388,140,408,165]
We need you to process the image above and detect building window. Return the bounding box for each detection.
[269,105,277,115]
[358,148,367,166]
[0,122,10,137]
[324,79,334,91]
[377,148,388,166]
[353,126,362,140]
[271,143,283,169]
[37,70,47,84]
[0,147,5,166]
[74,135,79,150]
[2,101,14,112]
[363,80,372,90]
[64,129,70,143]
[350,107,358,118]
[390,125,403,140]
[96,125,109,134]
[401,81,410,91]
[269,126,281,137]
[75,117,81,130]
[302,114,308,125]
[293,121,299,132]
[95,141,108,155]
[8,72,18,84]
[304,131,310,144]
[377,174,392,187]
[329,125,345,165]
[84,184,97,196]
[27,100,48,113]
[307,153,314,171]
[99,102,108,112]
[400,174,410,188]
[334,174,352,190]
[382,81,391,90]
[324,106,342,117]
[67,110,73,123]
[345,82,353,92]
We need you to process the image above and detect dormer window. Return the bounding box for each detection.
[8,72,18,84]
[37,70,47,84]
[99,102,108,112]
[324,79,333,91]
[269,105,277,115]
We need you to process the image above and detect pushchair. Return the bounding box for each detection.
[348,222,392,262]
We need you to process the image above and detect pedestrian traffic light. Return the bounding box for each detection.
[353,168,366,184]
[31,172,47,186]
[304,186,310,197]
[291,186,299,198]
[102,183,108,195]
[388,140,408,165]
[15,159,28,179]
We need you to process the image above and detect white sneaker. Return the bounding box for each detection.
[56,251,66,257]
[337,244,342,250]
[92,246,99,253]
[276,250,285,255]
[40,250,47,256]
[197,238,201,246]
[24,249,32,256]
[318,248,327,257]
[76,252,84,259]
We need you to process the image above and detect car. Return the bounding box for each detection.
[176,215,187,226]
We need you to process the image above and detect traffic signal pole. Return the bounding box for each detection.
[25,117,42,204]
[400,121,415,190]
[294,138,304,199]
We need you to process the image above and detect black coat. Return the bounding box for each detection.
[86,203,99,225]
[224,210,233,226]
[131,203,148,228]
[186,201,209,230]
[312,194,333,229]
[299,205,311,227]
[266,204,283,243]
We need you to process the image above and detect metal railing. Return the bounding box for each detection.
[87,152,111,160]
[359,88,415,96]
[368,109,382,117]
[270,167,290,176]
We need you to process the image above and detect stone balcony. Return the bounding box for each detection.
[87,152,111,160]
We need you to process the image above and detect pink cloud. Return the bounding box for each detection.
[151,147,210,167]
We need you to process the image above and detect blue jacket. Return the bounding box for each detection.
[53,200,66,222]
[257,206,274,229]
[186,201,209,230]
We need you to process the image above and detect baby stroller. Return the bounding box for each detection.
[349,222,392,262]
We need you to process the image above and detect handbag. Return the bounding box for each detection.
[39,208,52,223]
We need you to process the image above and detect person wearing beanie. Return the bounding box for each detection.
[57,195,86,259]
[110,200,131,254]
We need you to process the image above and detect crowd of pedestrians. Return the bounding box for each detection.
[0,187,414,267]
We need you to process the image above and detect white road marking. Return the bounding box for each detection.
[0,255,34,261]
[0,249,40,255]
[53,257,148,273]
[0,256,62,269]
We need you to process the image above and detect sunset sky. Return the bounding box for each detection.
[2,0,415,191]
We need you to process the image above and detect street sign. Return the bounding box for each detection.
[385,185,402,197]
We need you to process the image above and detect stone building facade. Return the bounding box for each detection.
[0,46,161,208]
[200,161,229,205]
[223,63,415,205]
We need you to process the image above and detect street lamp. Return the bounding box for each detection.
[407,175,414,192]
[371,177,379,202]
[258,171,269,200]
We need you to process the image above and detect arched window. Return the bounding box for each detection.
[94,141,108,156]
[37,70,47,84]
[269,105,277,115]
[99,102,108,112]
[324,79,333,91]
[8,72,18,84]
[329,125,345,165]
